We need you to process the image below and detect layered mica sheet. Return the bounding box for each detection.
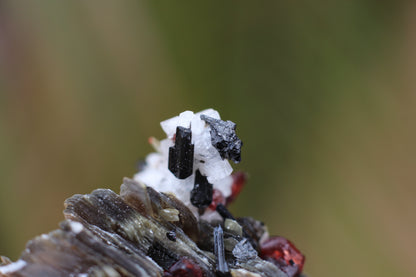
[0,179,292,277]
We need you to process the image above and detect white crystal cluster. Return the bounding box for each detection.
[134,109,234,218]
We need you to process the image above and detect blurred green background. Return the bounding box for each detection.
[1,1,415,276]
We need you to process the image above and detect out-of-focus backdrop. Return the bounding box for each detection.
[0,1,415,276]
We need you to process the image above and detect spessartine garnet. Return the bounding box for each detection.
[163,257,203,277]
[226,171,246,205]
[208,189,226,210]
[260,236,305,277]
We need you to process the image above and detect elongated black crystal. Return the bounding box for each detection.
[216,203,236,220]
[213,226,230,277]
[147,241,178,269]
[200,115,242,163]
[190,170,213,208]
[216,204,258,251]
[168,126,194,179]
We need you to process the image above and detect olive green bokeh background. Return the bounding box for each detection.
[1,1,415,276]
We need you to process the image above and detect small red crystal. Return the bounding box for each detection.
[163,257,203,277]
[260,236,305,277]
[208,189,226,210]
[226,171,246,205]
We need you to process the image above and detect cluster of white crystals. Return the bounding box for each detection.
[134,109,234,219]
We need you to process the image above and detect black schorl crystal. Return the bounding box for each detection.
[190,170,213,209]
[147,241,179,269]
[216,204,260,251]
[213,226,231,277]
[166,230,177,242]
[216,203,236,220]
[168,126,194,179]
[200,115,242,163]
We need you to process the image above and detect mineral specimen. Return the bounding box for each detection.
[233,239,258,263]
[165,257,203,277]
[134,109,235,219]
[168,126,194,179]
[200,115,242,163]
[0,109,306,277]
[216,203,236,220]
[166,230,177,242]
[190,170,213,209]
[260,237,306,277]
[226,172,246,205]
[213,226,230,277]
[224,219,243,237]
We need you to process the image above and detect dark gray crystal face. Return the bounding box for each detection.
[200,115,242,163]
[216,203,235,220]
[237,217,267,252]
[147,241,179,269]
[168,126,194,179]
[190,170,213,208]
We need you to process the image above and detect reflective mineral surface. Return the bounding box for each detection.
[0,110,306,277]
[0,178,305,277]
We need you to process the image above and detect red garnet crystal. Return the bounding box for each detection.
[208,189,226,210]
[226,171,246,205]
[164,257,203,277]
[260,236,305,277]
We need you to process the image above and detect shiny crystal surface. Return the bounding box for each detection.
[233,239,258,263]
[190,170,213,209]
[260,236,306,277]
[0,109,306,277]
[168,126,194,179]
[200,115,242,163]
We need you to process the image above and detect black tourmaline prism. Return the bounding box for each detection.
[190,170,213,208]
[215,203,235,220]
[168,126,194,179]
[200,115,242,163]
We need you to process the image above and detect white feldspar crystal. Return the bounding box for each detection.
[134,109,234,219]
